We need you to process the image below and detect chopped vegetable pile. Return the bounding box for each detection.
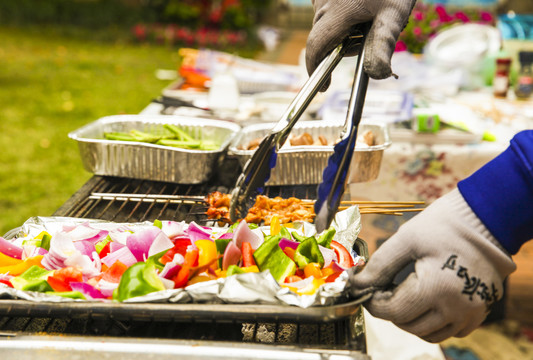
[0,217,363,301]
[104,123,219,150]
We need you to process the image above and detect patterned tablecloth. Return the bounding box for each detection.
[349,139,508,253]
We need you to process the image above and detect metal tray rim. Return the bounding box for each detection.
[228,120,392,155]
[68,114,242,153]
[0,293,371,323]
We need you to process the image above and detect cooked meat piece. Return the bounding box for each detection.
[361,130,375,146]
[206,192,315,225]
[289,132,314,146]
[245,137,262,150]
[318,135,328,145]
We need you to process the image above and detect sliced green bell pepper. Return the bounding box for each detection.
[226,265,246,277]
[11,265,54,292]
[293,237,324,269]
[317,227,336,248]
[253,237,296,283]
[46,291,87,300]
[291,232,311,242]
[95,235,112,254]
[112,261,165,302]
[215,238,231,268]
[279,226,291,240]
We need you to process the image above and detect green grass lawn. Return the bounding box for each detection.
[0,25,184,235]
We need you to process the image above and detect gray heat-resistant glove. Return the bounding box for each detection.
[349,188,516,343]
[306,0,416,85]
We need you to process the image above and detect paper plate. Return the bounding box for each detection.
[424,24,501,68]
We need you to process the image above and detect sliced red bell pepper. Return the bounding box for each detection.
[0,279,13,288]
[283,247,296,260]
[171,248,198,288]
[241,242,255,267]
[330,241,355,268]
[160,239,192,265]
[184,248,199,268]
[47,266,83,292]
[47,276,72,292]
[172,265,189,288]
[102,260,128,283]
[325,271,342,283]
[285,275,303,283]
[98,241,111,258]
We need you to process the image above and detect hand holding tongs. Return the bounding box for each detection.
[229,23,371,224]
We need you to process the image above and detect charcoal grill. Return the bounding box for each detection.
[0,173,370,359]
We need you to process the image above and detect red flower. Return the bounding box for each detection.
[209,8,222,23]
[132,24,146,41]
[413,26,423,36]
[395,40,407,52]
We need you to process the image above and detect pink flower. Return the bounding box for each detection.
[395,40,407,52]
[413,10,424,21]
[435,5,453,23]
[480,11,494,23]
[429,19,441,29]
[454,11,470,23]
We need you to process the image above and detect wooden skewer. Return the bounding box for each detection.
[301,199,425,206]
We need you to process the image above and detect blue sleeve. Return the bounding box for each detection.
[458,130,533,255]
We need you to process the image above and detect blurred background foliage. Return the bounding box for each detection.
[0,0,273,236]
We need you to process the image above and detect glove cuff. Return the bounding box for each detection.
[445,188,517,279]
[446,188,511,257]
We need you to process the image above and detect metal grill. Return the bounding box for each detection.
[54,176,319,225]
[0,175,368,358]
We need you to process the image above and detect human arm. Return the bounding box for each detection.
[305,0,417,83]
[348,130,533,342]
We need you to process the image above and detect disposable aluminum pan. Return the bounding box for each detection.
[0,211,369,322]
[228,120,391,185]
[69,115,241,184]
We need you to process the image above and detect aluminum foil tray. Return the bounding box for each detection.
[0,211,369,322]
[228,121,391,185]
[69,115,241,184]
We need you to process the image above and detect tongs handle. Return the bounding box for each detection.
[314,23,371,233]
[269,30,365,145]
[228,28,366,222]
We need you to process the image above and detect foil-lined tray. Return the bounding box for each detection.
[69,115,241,184]
[228,121,391,185]
[0,208,368,322]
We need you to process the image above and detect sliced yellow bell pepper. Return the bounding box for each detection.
[270,215,281,236]
[298,277,325,295]
[195,239,218,269]
[0,252,23,267]
[281,277,325,295]
[35,231,51,240]
[241,265,259,273]
[0,255,44,276]
[303,262,323,279]
[321,266,335,278]
[215,269,227,278]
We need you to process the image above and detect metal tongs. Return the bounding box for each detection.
[229,24,371,227]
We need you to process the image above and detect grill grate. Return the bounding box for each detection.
[54,176,318,225]
[0,175,366,353]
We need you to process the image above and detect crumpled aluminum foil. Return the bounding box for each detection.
[0,207,363,308]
